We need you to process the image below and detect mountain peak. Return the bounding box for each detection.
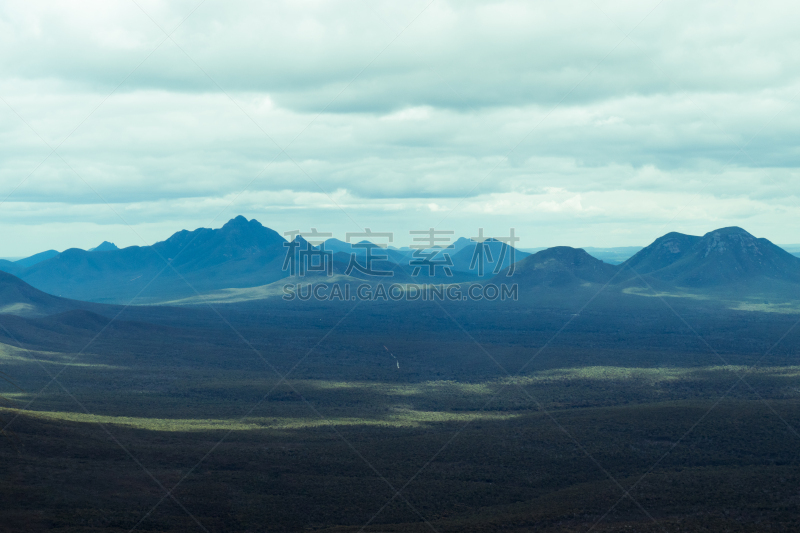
[703,226,751,237]
[622,232,700,274]
[497,246,617,287]
[89,241,119,252]
[222,215,259,230]
[698,227,760,258]
[628,226,800,287]
[294,234,311,247]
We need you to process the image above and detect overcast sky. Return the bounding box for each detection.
[1,0,799,255]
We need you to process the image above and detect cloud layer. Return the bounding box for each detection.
[1,0,798,255]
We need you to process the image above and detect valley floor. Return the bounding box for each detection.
[3,395,800,532]
[2,296,800,531]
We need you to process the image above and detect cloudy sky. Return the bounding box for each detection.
[1,0,799,256]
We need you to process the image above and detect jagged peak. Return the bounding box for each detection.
[222,215,261,230]
[89,241,119,252]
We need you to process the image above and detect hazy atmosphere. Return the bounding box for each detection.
[3,3,800,532]
[2,0,800,255]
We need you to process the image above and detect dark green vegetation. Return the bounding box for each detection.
[2,221,800,531]
[2,279,800,531]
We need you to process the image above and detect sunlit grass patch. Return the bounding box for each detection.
[622,287,709,300]
[4,365,798,431]
[0,303,37,315]
[731,302,800,314]
[509,366,692,384]
[162,275,361,305]
[0,392,31,400]
[161,282,289,305]
[301,364,800,398]
[503,365,800,385]
[0,342,123,369]
[621,288,800,314]
[307,379,493,397]
[0,406,520,432]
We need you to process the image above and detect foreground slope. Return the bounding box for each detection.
[0,270,88,317]
[4,274,800,532]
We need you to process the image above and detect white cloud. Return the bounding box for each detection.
[0,0,799,255]
[381,106,432,121]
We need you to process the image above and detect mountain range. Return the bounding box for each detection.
[1,218,799,306]
[496,226,800,293]
[0,217,290,303]
[0,217,533,303]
